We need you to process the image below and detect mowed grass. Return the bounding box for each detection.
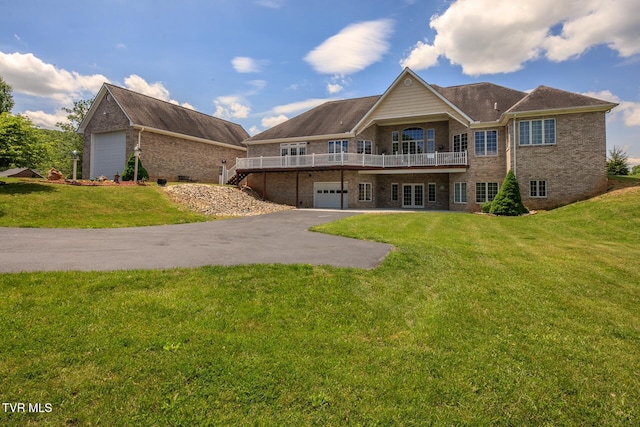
[0,183,638,425]
[0,179,208,228]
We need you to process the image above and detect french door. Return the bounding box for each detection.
[402,184,424,208]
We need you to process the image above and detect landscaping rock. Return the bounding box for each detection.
[47,168,64,180]
[165,184,294,217]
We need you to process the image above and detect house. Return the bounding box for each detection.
[233,68,617,211]
[0,167,44,178]
[79,84,248,182]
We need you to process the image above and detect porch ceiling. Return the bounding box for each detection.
[360,112,460,130]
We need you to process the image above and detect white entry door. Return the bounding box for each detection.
[402,184,424,208]
[313,182,348,209]
[91,131,126,179]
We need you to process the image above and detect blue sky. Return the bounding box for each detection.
[1,0,640,164]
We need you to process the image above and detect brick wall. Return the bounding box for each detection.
[515,112,608,210]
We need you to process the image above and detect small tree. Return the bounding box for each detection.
[607,146,629,175]
[632,164,640,176]
[121,153,149,181]
[0,75,14,114]
[490,170,528,216]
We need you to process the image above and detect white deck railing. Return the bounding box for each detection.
[236,151,467,171]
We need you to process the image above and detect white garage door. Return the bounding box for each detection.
[314,182,348,209]
[91,131,126,179]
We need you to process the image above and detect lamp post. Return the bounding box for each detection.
[133,145,142,182]
[71,150,79,181]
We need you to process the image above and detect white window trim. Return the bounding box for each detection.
[530,180,548,198]
[454,182,467,204]
[519,119,556,146]
[402,183,425,208]
[357,140,373,154]
[391,183,399,201]
[427,182,437,203]
[475,182,499,204]
[474,130,498,157]
[358,182,373,202]
[280,142,307,156]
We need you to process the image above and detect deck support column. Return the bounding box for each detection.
[295,170,299,208]
[340,169,344,210]
[263,172,267,200]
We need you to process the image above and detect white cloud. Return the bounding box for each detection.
[123,74,193,108]
[0,51,108,104]
[213,95,251,119]
[21,109,68,129]
[305,19,394,74]
[582,90,640,127]
[272,98,332,115]
[232,56,261,73]
[261,114,289,129]
[327,82,343,94]
[400,0,640,76]
[255,0,283,8]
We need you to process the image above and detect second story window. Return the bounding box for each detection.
[474,130,498,156]
[519,119,556,145]
[281,142,306,156]
[357,140,372,154]
[328,140,349,161]
[453,133,468,152]
[401,127,424,154]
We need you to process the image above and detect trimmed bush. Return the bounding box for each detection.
[121,153,149,182]
[490,170,528,216]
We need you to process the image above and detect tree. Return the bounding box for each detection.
[0,112,45,169]
[47,98,93,177]
[607,145,629,175]
[56,98,93,133]
[121,153,149,181]
[632,164,640,176]
[490,169,528,216]
[0,75,14,114]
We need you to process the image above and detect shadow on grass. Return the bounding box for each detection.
[0,181,57,195]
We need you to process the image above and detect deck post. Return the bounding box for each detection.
[295,170,299,208]
[340,169,344,210]
[263,171,267,200]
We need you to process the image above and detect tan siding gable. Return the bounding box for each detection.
[368,81,468,124]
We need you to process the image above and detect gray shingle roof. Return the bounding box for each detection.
[104,84,248,147]
[432,83,527,122]
[506,85,617,113]
[247,96,381,141]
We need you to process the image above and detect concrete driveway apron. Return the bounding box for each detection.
[0,210,392,273]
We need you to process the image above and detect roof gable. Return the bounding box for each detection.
[507,85,618,114]
[353,68,473,132]
[79,84,248,148]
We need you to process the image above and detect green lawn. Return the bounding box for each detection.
[0,181,638,425]
[0,179,209,227]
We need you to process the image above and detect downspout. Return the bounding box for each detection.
[512,115,516,176]
[138,127,144,149]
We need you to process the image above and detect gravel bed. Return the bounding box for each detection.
[165,184,294,217]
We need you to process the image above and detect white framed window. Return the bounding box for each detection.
[519,119,556,145]
[427,183,436,203]
[453,133,468,152]
[474,130,498,156]
[328,140,349,161]
[426,129,435,153]
[392,131,399,154]
[403,184,424,208]
[454,182,467,203]
[358,183,372,202]
[357,140,372,154]
[530,180,547,197]
[476,182,499,203]
[280,142,306,156]
[401,127,424,154]
[391,183,399,201]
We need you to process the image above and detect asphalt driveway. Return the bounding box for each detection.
[0,210,392,273]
